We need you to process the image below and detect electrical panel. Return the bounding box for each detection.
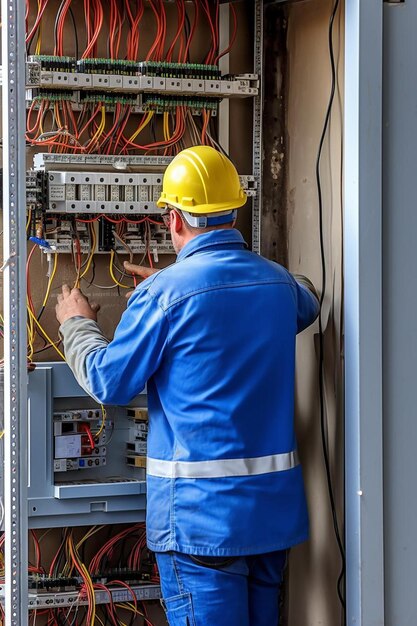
[0,0,263,619]
[17,363,148,529]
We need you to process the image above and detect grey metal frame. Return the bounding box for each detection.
[1,0,29,622]
[218,3,230,153]
[344,1,384,624]
[252,0,263,254]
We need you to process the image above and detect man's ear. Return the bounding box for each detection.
[172,209,183,234]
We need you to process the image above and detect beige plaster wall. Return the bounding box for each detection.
[285,1,344,624]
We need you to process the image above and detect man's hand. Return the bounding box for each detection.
[123,262,159,299]
[123,261,158,280]
[56,285,100,325]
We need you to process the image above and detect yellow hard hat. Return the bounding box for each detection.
[157,145,247,214]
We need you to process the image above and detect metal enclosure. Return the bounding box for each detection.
[383,2,417,624]
[8,0,417,623]
[344,1,385,624]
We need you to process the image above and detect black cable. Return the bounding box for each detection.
[315,0,345,619]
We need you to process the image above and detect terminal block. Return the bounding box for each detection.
[138,61,221,80]
[24,58,259,99]
[77,58,139,75]
[79,90,139,107]
[28,55,76,72]
[26,170,47,211]
[44,216,91,253]
[102,220,173,255]
[28,88,74,103]
[21,584,162,610]
[143,94,219,113]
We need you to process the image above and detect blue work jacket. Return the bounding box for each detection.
[61,229,319,556]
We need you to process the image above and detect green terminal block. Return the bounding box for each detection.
[32,90,74,102]
[79,91,138,107]
[28,55,76,72]
[143,94,219,113]
[77,58,139,76]
[138,61,221,81]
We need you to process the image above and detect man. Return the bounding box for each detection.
[56,146,319,626]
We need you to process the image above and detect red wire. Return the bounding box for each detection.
[82,0,103,58]
[79,423,95,450]
[201,0,217,65]
[26,0,49,46]
[166,0,185,62]
[74,236,82,277]
[147,250,153,268]
[215,3,238,64]
[184,0,199,62]
[157,0,167,60]
[146,0,162,61]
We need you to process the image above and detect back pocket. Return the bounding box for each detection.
[161,592,196,626]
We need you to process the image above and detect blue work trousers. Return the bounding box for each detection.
[155,550,288,626]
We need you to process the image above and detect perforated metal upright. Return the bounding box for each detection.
[1,0,29,623]
[252,0,263,254]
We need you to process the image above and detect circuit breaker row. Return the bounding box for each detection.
[53,408,148,475]
[53,409,111,473]
[28,169,257,213]
[47,171,163,214]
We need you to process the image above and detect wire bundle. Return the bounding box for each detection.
[25,0,238,156]
[0,524,160,625]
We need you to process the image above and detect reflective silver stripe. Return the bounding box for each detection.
[147,451,299,479]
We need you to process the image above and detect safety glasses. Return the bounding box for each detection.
[161,207,172,228]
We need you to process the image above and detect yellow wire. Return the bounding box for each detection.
[27,300,36,362]
[114,603,146,620]
[127,110,154,144]
[94,406,107,440]
[35,0,42,55]
[27,307,66,360]
[163,112,169,142]
[54,102,63,130]
[80,224,96,279]
[109,251,130,289]
[75,525,103,552]
[39,102,45,136]
[89,106,106,150]
[26,209,32,233]
[68,534,96,625]
[0,431,4,440]
[42,252,58,308]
